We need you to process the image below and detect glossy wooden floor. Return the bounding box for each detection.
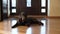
[0,18,60,34]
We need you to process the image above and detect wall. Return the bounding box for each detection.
[49,0,60,16]
[0,0,1,21]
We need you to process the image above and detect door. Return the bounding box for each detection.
[26,0,47,15]
[28,0,41,15]
[16,0,47,15]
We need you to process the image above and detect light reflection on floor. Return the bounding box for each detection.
[11,18,47,34]
[11,20,17,26]
[40,20,46,34]
[11,20,18,34]
[11,28,18,34]
[26,27,32,34]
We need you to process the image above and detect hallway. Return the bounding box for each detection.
[0,18,60,34]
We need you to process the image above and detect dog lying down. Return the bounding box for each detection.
[12,12,43,28]
[12,17,43,28]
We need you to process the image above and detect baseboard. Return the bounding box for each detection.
[46,16,60,18]
[28,15,46,18]
[28,15,60,18]
[8,15,60,18]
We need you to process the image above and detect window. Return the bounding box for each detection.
[12,0,16,7]
[12,9,16,13]
[41,0,47,15]
[11,0,16,13]
[3,0,7,13]
[27,0,31,7]
[41,0,46,7]
[41,9,46,13]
